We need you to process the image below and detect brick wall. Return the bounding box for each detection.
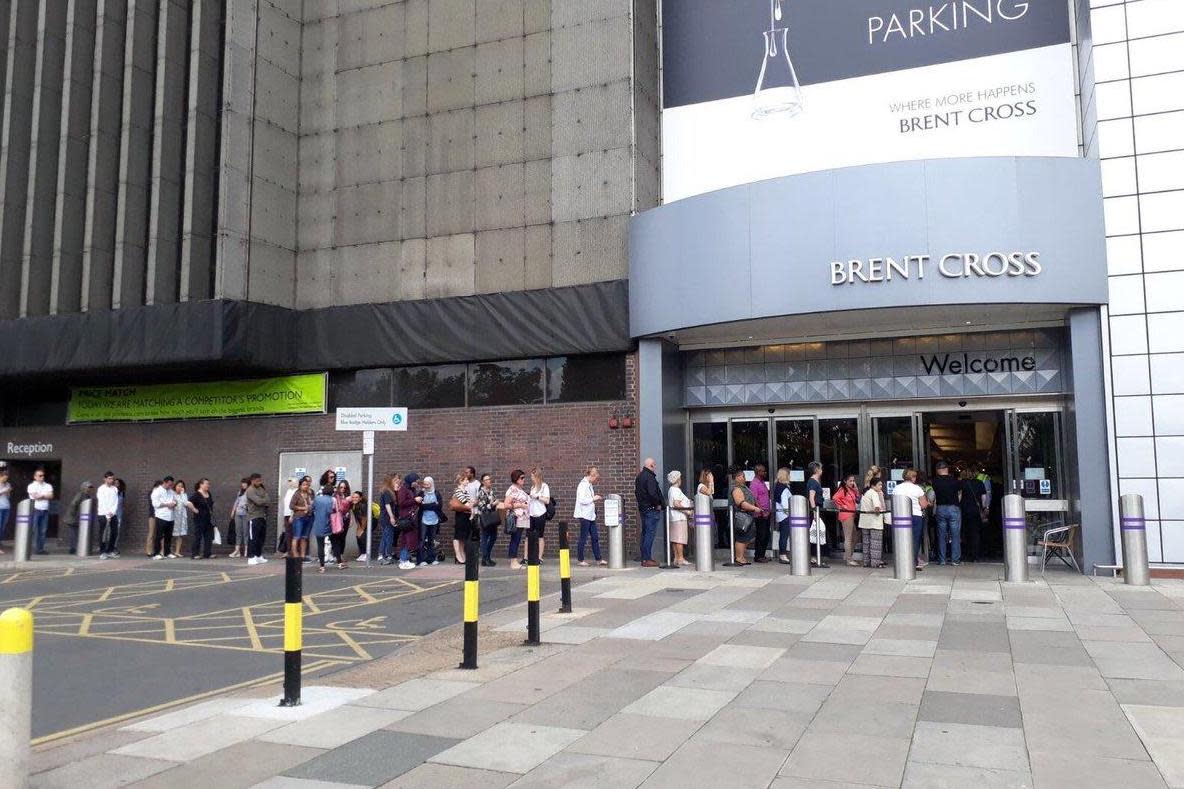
[1,358,642,559]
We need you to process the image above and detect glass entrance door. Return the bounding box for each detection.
[775,418,813,496]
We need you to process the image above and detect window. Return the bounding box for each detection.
[546,354,627,403]
[467,360,544,406]
[328,369,392,409]
[394,365,466,409]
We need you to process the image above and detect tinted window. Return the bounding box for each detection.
[467,360,544,406]
[328,369,392,409]
[394,365,467,409]
[546,354,627,403]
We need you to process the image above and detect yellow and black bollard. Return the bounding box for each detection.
[558,521,573,614]
[280,556,302,707]
[525,529,541,645]
[460,534,480,669]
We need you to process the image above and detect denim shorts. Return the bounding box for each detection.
[291,515,314,539]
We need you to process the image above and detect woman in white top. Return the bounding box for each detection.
[858,476,887,568]
[667,470,693,566]
[502,469,531,570]
[891,468,929,571]
[528,467,550,561]
[172,480,190,559]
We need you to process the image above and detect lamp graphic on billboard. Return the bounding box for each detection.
[752,0,804,119]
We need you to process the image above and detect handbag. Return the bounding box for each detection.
[544,496,557,522]
[809,512,828,545]
[330,511,344,535]
[212,527,223,545]
[396,516,416,533]
[226,517,236,545]
[733,507,754,532]
[479,510,502,529]
[503,512,517,535]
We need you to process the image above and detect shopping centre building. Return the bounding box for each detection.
[0,0,1181,570]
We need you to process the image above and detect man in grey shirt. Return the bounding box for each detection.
[245,473,270,564]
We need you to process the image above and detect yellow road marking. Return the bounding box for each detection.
[78,614,93,636]
[31,659,345,747]
[164,619,176,644]
[353,585,378,603]
[97,587,114,602]
[331,628,372,661]
[242,606,263,652]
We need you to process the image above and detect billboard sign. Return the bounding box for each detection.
[68,374,327,423]
[661,0,1078,201]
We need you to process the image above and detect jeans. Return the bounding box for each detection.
[32,510,49,552]
[481,525,498,562]
[379,522,395,558]
[248,517,267,559]
[0,506,9,541]
[777,517,791,555]
[935,505,962,564]
[98,515,120,554]
[418,522,439,564]
[911,515,924,563]
[507,527,524,560]
[235,512,248,549]
[577,518,601,561]
[640,509,661,562]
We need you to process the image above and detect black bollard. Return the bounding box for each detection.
[460,534,480,669]
[279,556,302,706]
[525,530,541,646]
[558,521,572,614]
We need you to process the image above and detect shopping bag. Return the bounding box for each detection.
[809,513,828,545]
[213,527,223,545]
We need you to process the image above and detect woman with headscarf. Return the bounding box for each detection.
[666,470,693,567]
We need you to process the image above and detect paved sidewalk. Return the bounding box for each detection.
[29,563,1184,789]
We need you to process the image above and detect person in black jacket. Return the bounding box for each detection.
[634,458,663,567]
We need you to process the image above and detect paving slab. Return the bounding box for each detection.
[111,713,288,762]
[919,690,1023,728]
[864,638,938,657]
[31,729,153,775]
[621,685,738,721]
[811,698,919,739]
[128,742,323,789]
[666,662,762,692]
[901,762,1033,788]
[378,763,517,789]
[1122,705,1184,786]
[606,612,700,641]
[640,740,788,789]
[909,721,1030,771]
[259,705,413,748]
[508,752,658,789]
[848,654,933,678]
[781,730,910,786]
[731,680,833,716]
[727,629,805,649]
[512,667,670,730]
[252,779,371,789]
[285,731,460,786]
[31,753,177,789]
[429,722,586,774]
[234,687,377,722]
[759,657,850,686]
[121,698,253,732]
[693,705,808,750]
[386,698,528,740]
[354,679,479,712]
[697,643,786,669]
[565,712,702,762]
[1108,679,1184,707]
[1085,642,1184,681]
[1028,752,1169,789]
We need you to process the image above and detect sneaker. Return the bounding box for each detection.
[358,553,368,562]
[430,559,440,566]
[247,557,259,566]
[99,553,109,560]
[417,561,428,567]
[167,554,179,559]
[403,561,416,569]
[597,560,608,566]
[952,561,961,566]
[578,560,589,566]
[486,559,497,566]
[152,554,163,560]
[257,556,268,563]
[110,551,120,558]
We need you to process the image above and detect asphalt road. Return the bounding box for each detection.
[0,556,580,740]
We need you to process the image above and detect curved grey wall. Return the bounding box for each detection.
[629,157,1108,338]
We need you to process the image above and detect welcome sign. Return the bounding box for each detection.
[661,0,1077,201]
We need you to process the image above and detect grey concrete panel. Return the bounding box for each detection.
[21,0,69,317]
[524,223,551,289]
[334,241,402,304]
[475,227,525,293]
[524,159,550,226]
[296,191,334,250]
[257,0,300,77]
[253,58,299,131]
[428,0,475,53]
[335,60,401,128]
[338,2,404,71]
[297,130,335,193]
[294,248,332,308]
[399,236,427,300]
[475,162,524,231]
[402,114,428,178]
[477,0,523,44]
[629,158,1110,338]
[426,46,475,113]
[550,147,633,222]
[552,0,630,27]
[523,94,551,160]
[246,239,295,306]
[0,0,38,318]
[552,214,628,287]
[426,107,475,174]
[249,178,297,250]
[50,0,98,316]
[475,37,523,106]
[525,0,550,35]
[425,170,475,237]
[425,232,476,298]
[523,31,550,97]
[335,179,401,247]
[403,0,428,58]
[1068,307,1115,569]
[400,175,426,240]
[299,15,333,78]
[475,100,524,168]
[111,0,157,309]
[145,0,189,305]
[551,80,632,157]
[336,120,402,188]
[253,123,299,191]
[401,55,427,118]
[550,16,631,94]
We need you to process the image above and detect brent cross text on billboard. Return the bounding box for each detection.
[661,0,1078,202]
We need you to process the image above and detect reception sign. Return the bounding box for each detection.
[68,374,327,423]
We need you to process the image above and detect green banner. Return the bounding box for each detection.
[68,374,327,423]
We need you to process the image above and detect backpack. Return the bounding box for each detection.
[544,495,557,522]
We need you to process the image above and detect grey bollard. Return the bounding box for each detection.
[1119,494,1150,586]
[76,499,94,558]
[789,494,811,576]
[693,493,715,572]
[606,494,625,570]
[12,500,31,563]
[0,608,33,789]
[1002,494,1029,583]
[892,494,915,581]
